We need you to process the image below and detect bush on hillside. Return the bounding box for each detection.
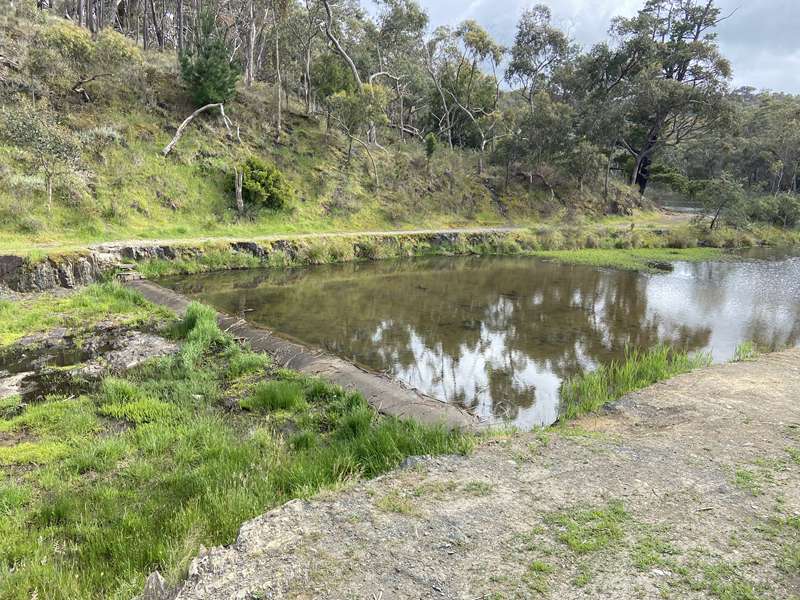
[180,11,240,106]
[27,21,142,102]
[231,157,295,211]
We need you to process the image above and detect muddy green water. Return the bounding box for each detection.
[161,250,800,428]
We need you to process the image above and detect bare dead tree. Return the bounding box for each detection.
[162,103,233,156]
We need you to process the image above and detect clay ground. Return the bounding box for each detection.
[174,349,800,600]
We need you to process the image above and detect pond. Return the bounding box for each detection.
[161,250,800,429]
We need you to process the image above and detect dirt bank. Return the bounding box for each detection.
[165,349,800,599]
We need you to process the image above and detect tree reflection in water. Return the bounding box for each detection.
[163,253,800,428]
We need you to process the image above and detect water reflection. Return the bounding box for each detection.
[162,252,800,428]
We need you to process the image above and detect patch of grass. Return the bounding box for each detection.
[138,248,263,278]
[0,396,98,438]
[573,563,592,587]
[240,380,309,412]
[532,247,724,272]
[376,491,420,516]
[463,481,494,496]
[0,395,23,419]
[0,441,71,465]
[99,397,183,424]
[226,348,271,378]
[0,481,31,514]
[733,468,763,496]
[780,544,800,575]
[632,533,680,570]
[545,500,628,554]
[699,562,763,600]
[525,560,554,595]
[412,480,459,498]
[0,299,472,599]
[0,282,168,345]
[560,345,711,419]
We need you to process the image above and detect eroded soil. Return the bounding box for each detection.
[173,349,800,600]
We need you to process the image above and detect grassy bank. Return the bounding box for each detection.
[0,288,472,599]
[531,247,724,271]
[0,282,170,345]
[559,346,713,420]
[127,223,795,280]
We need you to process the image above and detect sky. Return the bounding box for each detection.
[363,0,800,94]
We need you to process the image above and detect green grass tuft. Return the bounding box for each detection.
[732,341,760,362]
[559,345,712,420]
[99,397,183,424]
[240,380,309,412]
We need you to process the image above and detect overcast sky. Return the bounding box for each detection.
[364,0,800,94]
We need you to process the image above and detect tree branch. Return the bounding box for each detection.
[162,103,229,157]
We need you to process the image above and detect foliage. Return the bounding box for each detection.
[1,2,799,244]
[328,85,390,139]
[180,11,240,106]
[310,52,358,101]
[693,173,747,230]
[232,156,296,211]
[27,20,141,100]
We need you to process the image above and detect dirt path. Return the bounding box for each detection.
[171,349,800,600]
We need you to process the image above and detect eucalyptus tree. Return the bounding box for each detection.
[590,0,733,195]
[370,0,429,140]
[505,5,569,113]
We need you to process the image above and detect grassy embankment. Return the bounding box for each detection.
[0,15,542,254]
[0,284,471,599]
[129,223,800,280]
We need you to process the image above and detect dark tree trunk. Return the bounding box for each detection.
[635,154,652,196]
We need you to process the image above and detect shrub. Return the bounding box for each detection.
[232,156,295,211]
[180,11,239,106]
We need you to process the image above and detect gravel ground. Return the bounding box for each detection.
[167,348,800,600]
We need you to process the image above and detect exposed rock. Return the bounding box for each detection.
[138,571,172,600]
[230,242,268,259]
[0,255,24,279]
[0,323,178,401]
[80,331,178,376]
[399,454,433,470]
[0,371,30,400]
[1,253,116,293]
